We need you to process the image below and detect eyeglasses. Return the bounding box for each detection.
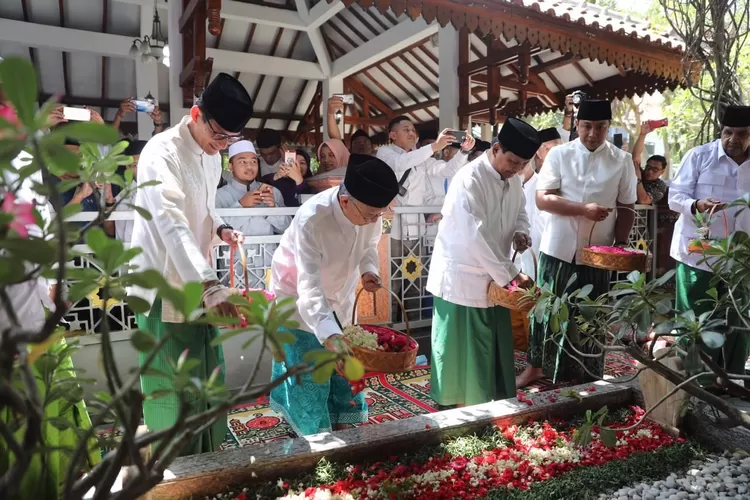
[352,199,386,222]
[204,114,242,144]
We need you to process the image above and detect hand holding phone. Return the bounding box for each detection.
[284,150,296,166]
[63,107,92,122]
[449,130,467,144]
[333,94,355,105]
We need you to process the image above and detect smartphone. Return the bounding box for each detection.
[63,107,91,122]
[647,118,668,129]
[284,150,296,166]
[450,130,466,143]
[133,99,155,113]
[614,133,623,149]
[333,93,355,105]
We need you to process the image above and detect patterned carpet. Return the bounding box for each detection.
[217,350,639,450]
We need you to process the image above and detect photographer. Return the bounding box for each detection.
[632,120,668,205]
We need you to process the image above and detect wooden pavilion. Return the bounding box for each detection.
[0,0,688,144]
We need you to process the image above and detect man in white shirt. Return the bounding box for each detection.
[426,118,540,407]
[669,105,750,385]
[376,117,474,322]
[519,99,637,388]
[216,140,291,284]
[269,155,399,436]
[128,73,253,456]
[256,128,284,177]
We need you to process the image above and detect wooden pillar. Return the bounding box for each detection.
[167,0,188,125]
[457,29,470,130]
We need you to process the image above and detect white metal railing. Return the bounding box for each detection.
[50,204,658,334]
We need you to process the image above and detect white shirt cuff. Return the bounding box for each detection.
[315,318,343,343]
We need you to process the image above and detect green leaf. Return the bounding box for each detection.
[51,122,120,146]
[131,330,157,352]
[578,284,593,298]
[311,361,336,385]
[273,330,296,345]
[344,356,365,381]
[147,389,174,400]
[41,142,83,175]
[241,331,262,350]
[705,287,718,300]
[183,282,204,315]
[127,204,152,221]
[700,331,725,349]
[0,238,56,264]
[66,281,101,303]
[0,57,37,126]
[210,328,246,346]
[684,344,702,376]
[600,428,617,448]
[85,227,110,256]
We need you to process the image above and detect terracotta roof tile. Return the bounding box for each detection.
[516,0,684,50]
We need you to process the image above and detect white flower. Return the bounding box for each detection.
[342,325,379,350]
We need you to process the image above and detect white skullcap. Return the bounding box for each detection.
[228,140,256,159]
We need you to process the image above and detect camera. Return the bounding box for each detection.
[571,90,588,106]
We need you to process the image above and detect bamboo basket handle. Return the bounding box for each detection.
[511,248,537,280]
[351,286,412,338]
[228,244,249,290]
[586,205,646,253]
[706,204,729,238]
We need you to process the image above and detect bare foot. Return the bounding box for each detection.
[333,424,349,431]
[515,366,543,389]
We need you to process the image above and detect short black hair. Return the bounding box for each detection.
[388,115,411,132]
[646,155,667,169]
[256,128,281,148]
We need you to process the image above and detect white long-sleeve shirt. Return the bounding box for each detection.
[376,144,468,239]
[427,154,529,308]
[669,139,750,271]
[270,187,381,343]
[128,116,225,321]
[537,139,637,264]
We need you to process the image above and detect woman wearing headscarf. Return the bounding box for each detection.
[261,148,313,207]
[317,138,350,174]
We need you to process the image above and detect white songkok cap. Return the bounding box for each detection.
[228,140,256,159]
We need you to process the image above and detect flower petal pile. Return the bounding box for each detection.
[586,245,645,255]
[256,406,682,500]
[343,325,417,353]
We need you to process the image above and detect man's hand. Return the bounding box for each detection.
[512,272,534,290]
[564,94,574,113]
[48,106,66,127]
[220,228,245,248]
[85,107,104,124]
[240,190,263,208]
[582,203,612,222]
[432,128,457,152]
[513,232,532,252]
[104,183,116,204]
[117,98,136,119]
[260,186,276,207]
[695,198,726,214]
[327,96,345,116]
[202,283,238,318]
[361,272,382,293]
[323,334,352,377]
[149,106,162,127]
[426,213,442,224]
[461,132,476,151]
[72,182,93,203]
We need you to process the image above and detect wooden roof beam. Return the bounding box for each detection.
[344,77,394,118]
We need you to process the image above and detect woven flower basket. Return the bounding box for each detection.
[487,250,537,313]
[688,206,728,254]
[580,207,647,272]
[345,288,418,373]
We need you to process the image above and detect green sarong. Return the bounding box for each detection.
[0,338,100,499]
[430,296,515,406]
[675,262,750,377]
[528,252,611,383]
[136,298,226,456]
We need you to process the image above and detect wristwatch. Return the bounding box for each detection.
[636,179,642,184]
[216,223,233,238]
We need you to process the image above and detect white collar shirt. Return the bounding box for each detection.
[270,187,381,343]
[128,116,225,321]
[376,144,468,240]
[427,155,529,308]
[669,139,750,271]
[536,139,637,264]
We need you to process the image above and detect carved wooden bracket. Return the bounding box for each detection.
[179,0,222,107]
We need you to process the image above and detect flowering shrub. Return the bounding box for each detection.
[235,406,684,500]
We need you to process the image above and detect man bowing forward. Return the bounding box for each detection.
[269,154,400,436]
[427,118,542,407]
